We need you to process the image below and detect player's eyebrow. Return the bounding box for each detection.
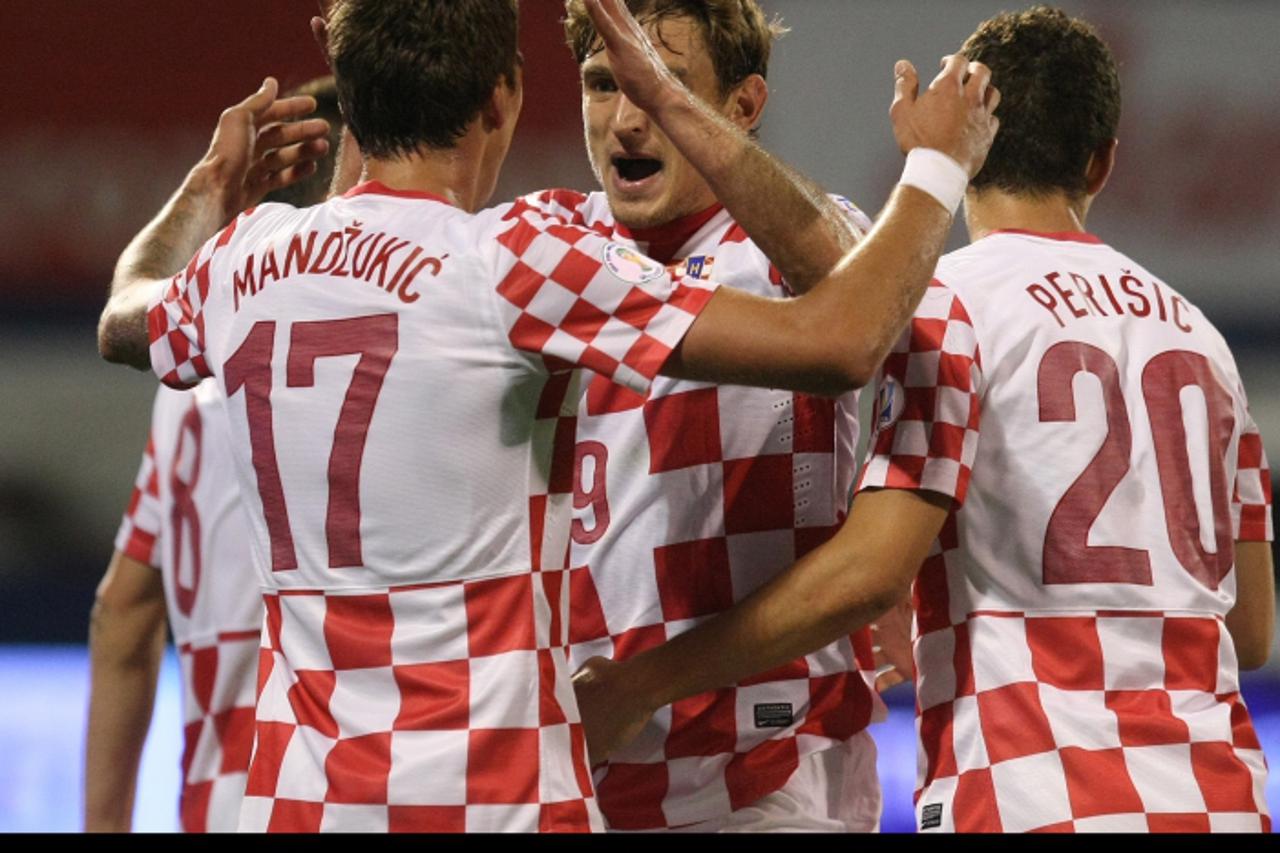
[581,65,614,86]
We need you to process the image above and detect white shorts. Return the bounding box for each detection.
[659,731,882,833]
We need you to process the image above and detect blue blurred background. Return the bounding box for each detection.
[1,0,1276,832]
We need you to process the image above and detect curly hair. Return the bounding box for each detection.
[961,5,1121,198]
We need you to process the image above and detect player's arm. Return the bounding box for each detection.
[83,551,168,832]
[585,0,998,394]
[1227,541,1275,670]
[98,79,330,369]
[574,488,949,762]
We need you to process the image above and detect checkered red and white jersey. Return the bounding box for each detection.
[114,382,259,831]
[857,230,1273,833]
[519,189,885,829]
[145,182,717,832]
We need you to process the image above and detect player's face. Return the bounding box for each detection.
[581,16,729,229]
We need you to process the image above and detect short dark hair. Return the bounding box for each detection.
[564,0,786,97]
[327,0,519,159]
[264,76,343,208]
[961,5,1121,198]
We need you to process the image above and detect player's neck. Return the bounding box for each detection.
[361,133,499,213]
[963,188,1093,242]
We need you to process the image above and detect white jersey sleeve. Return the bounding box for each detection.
[1233,400,1273,542]
[857,280,983,504]
[114,433,163,567]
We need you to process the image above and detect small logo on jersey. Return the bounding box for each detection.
[603,242,665,284]
[833,195,862,218]
[677,255,716,281]
[920,803,943,830]
[876,377,904,430]
[754,702,794,728]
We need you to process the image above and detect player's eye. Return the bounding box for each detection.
[584,73,618,94]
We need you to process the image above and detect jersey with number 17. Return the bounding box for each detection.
[144,182,717,832]
[858,230,1273,832]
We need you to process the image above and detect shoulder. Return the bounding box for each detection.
[512,189,615,234]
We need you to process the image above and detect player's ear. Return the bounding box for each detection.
[311,16,332,66]
[727,74,768,133]
[481,65,523,134]
[1085,138,1118,197]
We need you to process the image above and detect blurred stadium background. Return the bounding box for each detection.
[1,0,1276,832]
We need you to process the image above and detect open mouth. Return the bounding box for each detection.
[612,156,663,183]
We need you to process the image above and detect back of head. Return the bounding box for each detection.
[961,5,1121,199]
[327,0,520,160]
[564,0,785,96]
[263,76,343,208]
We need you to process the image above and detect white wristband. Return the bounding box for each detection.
[899,148,969,215]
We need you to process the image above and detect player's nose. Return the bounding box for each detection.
[611,92,651,137]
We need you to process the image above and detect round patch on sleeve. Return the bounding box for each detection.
[603,242,666,284]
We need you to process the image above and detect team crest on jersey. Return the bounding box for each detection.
[603,242,666,284]
[675,255,716,281]
[876,376,904,430]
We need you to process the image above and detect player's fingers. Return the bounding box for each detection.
[984,81,1002,113]
[254,118,331,158]
[929,53,967,92]
[257,159,319,194]
[248,138,329,187]
[963,61,993,107]
[238,77,280,116]
[890,59,919,119]
[260,94,319,126]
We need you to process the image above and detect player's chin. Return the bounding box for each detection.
[600,190,661,229]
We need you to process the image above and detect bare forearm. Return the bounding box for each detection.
[1227,540,1276,669]
[621,490,948,712]
[671,183,953,395]
[84,605,165,831]
[649,87,859,291]
[99,163,231,369]
[84,553,168,832]
[801,184,953,379]
[629,548,904,712]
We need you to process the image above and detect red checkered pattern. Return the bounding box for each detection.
[141,185,726,834]
[114,384,262,831]
[858,232,1273,833]
[855,280,981,501]
[521,190,883,830]
[147,216,241,390]
[493,206,716,395]
[1233,423,1273,542]
[910,611,1269,833]
[239,574,602,832]
[115,435,161,568]
[174,631,260,831]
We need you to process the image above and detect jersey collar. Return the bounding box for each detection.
[990,228,1104,245]
[343,180,455,207]
[616,203,725,265]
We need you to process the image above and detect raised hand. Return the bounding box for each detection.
[200,77,331,223]
[890,55,1001,178]
[582,0,684,114]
